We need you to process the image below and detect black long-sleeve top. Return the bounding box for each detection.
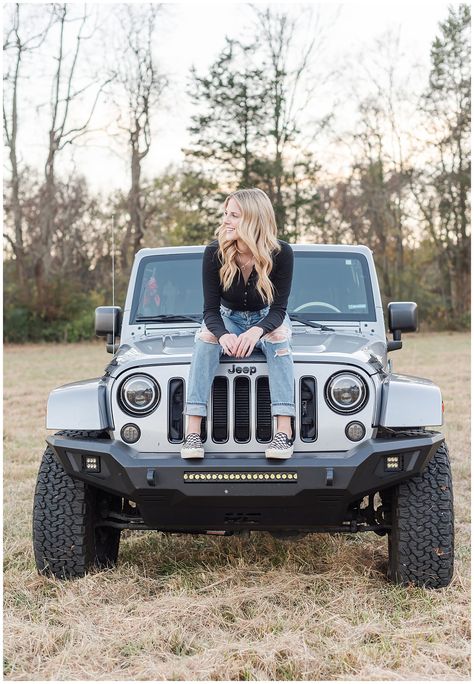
[202,239,294,340]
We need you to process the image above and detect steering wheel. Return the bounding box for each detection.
[294,301,341,313]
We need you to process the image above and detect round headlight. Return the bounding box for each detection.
[119,374,160,415]
[325,372,368,414]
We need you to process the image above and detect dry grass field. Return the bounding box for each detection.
[3,333,471,680]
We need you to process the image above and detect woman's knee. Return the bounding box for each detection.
[262,322,291,342]
[261,323,292,357]
[262,323,292,345]
[195,323,219,344]
[196,330,219,344]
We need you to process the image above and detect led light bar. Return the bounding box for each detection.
[183,471,298,483]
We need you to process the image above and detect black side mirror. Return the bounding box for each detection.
[95,306,122,353]
[387,302,417,352]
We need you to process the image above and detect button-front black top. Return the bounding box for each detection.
[202,239,294,340]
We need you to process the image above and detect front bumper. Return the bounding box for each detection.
[46,432,444,531]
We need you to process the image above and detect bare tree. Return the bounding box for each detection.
[327,30,422,299]
[4,3,114,315]
[361,32,411,285]
[109,4,167,269]
[32,4,114,311]
[3,3,55,288]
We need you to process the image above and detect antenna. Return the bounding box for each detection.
[112,213,116,351]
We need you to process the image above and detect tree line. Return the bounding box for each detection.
[3,3,470,342]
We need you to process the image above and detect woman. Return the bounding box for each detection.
[182,188,295,460]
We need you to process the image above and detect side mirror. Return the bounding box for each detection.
[387,302,417,352]
[95,306,122,353]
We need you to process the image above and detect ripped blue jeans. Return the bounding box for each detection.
[183,304,295,418]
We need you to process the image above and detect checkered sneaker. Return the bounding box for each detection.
[265,431,294,460]
[181,432,205,459]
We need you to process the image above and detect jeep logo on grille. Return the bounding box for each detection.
[228,365,257,375]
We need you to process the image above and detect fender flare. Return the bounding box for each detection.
[379,373,443,427]
[46,378,111,431]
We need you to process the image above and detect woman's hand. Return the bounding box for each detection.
[234,326,264,358]
[219,332,239,355]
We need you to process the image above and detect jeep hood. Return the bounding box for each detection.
[105,329,386,377]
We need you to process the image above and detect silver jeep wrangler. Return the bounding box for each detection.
[34,244,454,587]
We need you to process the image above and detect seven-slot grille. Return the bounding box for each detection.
[168,375,317,444]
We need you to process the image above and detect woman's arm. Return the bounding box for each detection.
[202,243,228,340]
[257,242,294,334]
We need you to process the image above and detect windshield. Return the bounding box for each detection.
[131,251,376,323]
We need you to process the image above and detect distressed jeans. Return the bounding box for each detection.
[183,304,295,418]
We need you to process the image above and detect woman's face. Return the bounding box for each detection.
[223,197,242,240]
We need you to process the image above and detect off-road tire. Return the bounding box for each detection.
[33,430,122,579]
[388,441,454,588]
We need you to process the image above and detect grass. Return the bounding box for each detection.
[3,333,471,680]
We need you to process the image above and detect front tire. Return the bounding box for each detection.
[388,441,454,588]
[33,431,122,579]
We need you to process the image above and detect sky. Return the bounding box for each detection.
[4,0,456,194]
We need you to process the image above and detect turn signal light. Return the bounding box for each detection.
[345,421,366,441]
[121,424,141,444]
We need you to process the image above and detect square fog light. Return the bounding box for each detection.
[83,455,100,473]
[385,455,403,472]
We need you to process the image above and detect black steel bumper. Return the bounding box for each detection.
[46,432,444,531]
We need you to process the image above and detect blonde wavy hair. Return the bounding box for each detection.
[214,188,281,305]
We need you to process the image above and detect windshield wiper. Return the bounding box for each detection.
[288,314,334,332]
[135,314,202,323]
[136,312,334,332]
